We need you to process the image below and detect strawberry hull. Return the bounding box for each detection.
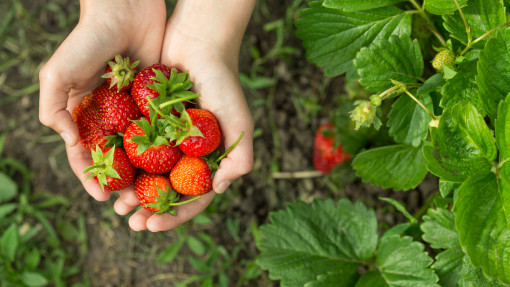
[179,109,222,157]
[123,121,182,174]
[131,63,173,118]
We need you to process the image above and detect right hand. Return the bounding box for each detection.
[38,0,167,201]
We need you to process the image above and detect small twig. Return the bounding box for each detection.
[272,170,324,179]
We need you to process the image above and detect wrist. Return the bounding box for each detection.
[164,0,256,67]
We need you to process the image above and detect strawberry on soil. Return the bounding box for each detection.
[313,123,350,173]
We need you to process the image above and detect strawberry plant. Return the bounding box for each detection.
[256,0,510,285]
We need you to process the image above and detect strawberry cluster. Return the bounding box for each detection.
[75,54,241,215]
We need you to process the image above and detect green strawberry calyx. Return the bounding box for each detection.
[146,68,200,115]
[145,95,203,145]
[128,116,172,156]
[84,145,121,191]
[147,185,201,215]
[101,54,140,92]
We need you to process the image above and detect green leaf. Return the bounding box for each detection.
[454,169,510,284]
[189,257,211,273]
[425,0,468,15]
[0,203,16,219]
[158,240,185,264]
[354,35,423,92]
[0,172,17,203]
[379,197,416,223]
[352,145,428,191]
[322,0,405,12]
[296,2,411,79]
[387,92,433,147]
[21,272,48,287]
[421,208,463,286]
[443,0,506,46]
[423,103,496,182]
[256,198,378,286]
[417,74,445,95]
[458,256,508,287]
[440,60,485,116]
[356,235,439,287]
[439,180,458,198]
[187,236,206,256]
[496,93,510,161]
[1,224,18,262]
[477,28,510,118]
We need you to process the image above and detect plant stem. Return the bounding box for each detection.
[498,157,510,169]
[454,0,472,45]
[171,195,201,206]
[216,131,245,163]
[403,89,436,121]
[159,94,200,109]
[408,0,432,25]
[146,96,186,130]
[461,21,510,56]
[413,191,438,220]
[427,25,447,47]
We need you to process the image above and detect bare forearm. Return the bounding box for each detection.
[165,0,256,66]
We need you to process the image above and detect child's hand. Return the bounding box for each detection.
[113,0,256,232]
[39,0,167,201]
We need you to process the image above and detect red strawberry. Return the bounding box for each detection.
[131,64,196,118]
[170,155,213,196]
[84,146,135,191]
[123,119,182,174]
[313,123,350,173]
[73,98,112,150]
[101,54,140,92]
[131,63,172,118]
[73,84,141,150]
[135,173,200,214]
[92,84,141,134]
[170,132,245,196]
[178,109,221,157]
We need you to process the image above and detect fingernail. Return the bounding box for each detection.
[60,132,72,145]
[215,181,231,194]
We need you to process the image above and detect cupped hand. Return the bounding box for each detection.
[39,0,167,201]
[114,0,255,232]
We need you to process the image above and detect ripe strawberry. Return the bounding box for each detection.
[177,109,221,157]
[131,64,196,118]
[73,84,141,150]
[101,54,140,92]
[170,132,244,196]
[84,146,135,191]
[313,123,350,173]
[73,97,112,150]
[93,84,141,134]
[432,49,455,72]
[135,173,200,214]
[170,155,213,196]
[123,119,182,174]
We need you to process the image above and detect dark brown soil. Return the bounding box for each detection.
[0,0,438,286]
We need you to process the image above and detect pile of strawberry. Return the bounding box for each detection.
[75,54,241,215]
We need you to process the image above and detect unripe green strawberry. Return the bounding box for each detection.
[432,49,455,72]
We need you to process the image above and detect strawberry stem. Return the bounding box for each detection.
[170,195,202,206]
[146,95,187,130]
[159,94,200,109]
[216,131,245,163]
